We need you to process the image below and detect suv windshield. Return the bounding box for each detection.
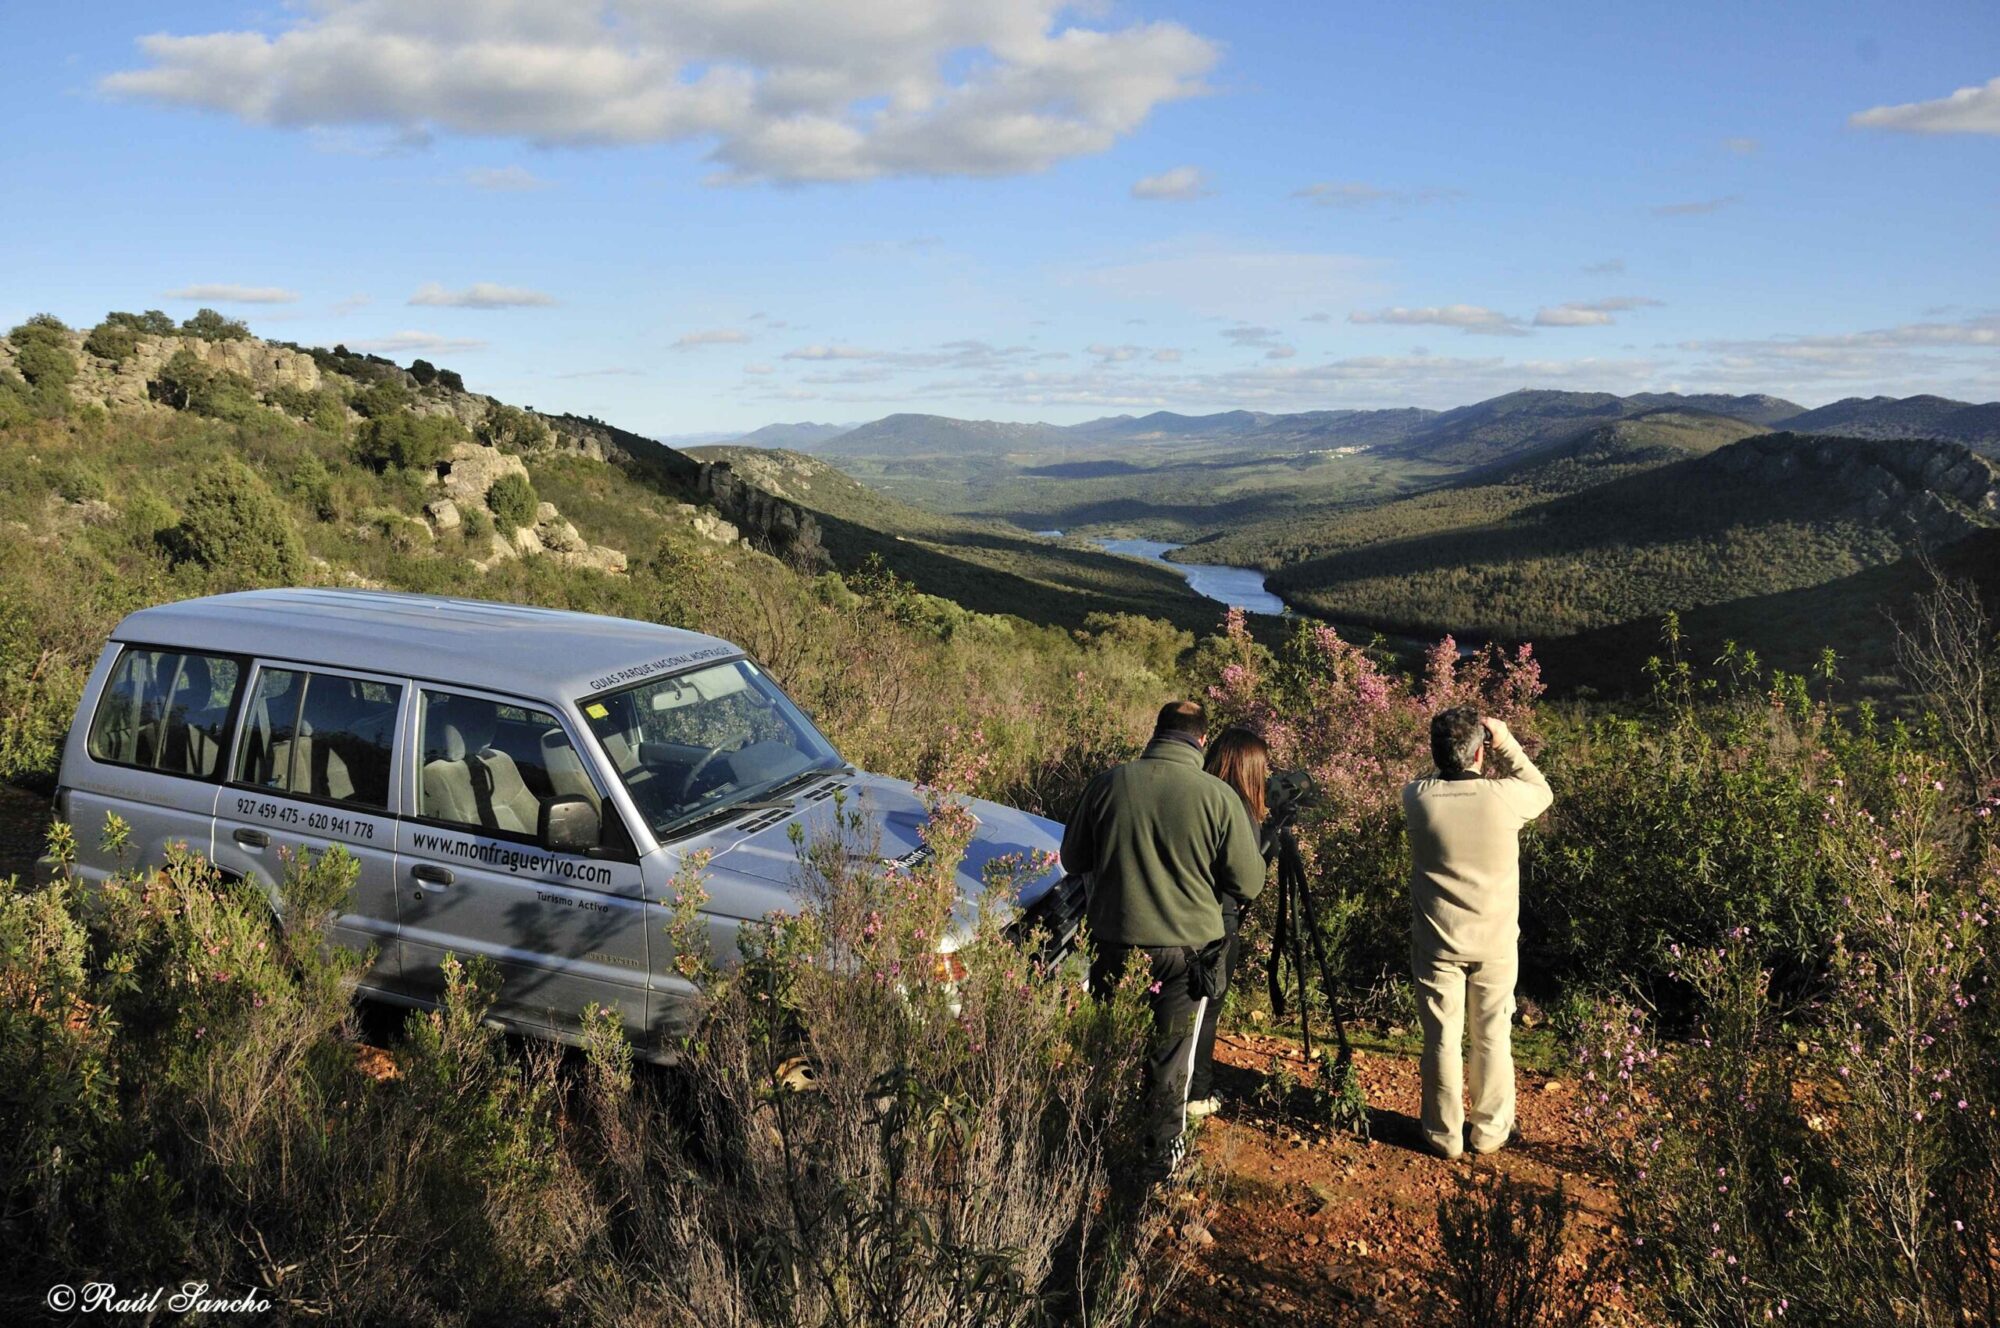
[577,658,842,839]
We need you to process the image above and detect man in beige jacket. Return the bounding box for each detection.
[1403,707,1553,1159]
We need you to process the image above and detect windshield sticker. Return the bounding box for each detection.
[587,645,736,692]
[584,702,609,719]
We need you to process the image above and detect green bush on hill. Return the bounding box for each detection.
[81,321,139,363]
[102,309,178,336]
[270,383,348,434]
[166,457,307,584]
[8,315,76,417]
[178,307,249,341]
[486,471,539,531]
[152,349,264,423]
[477,402,551,452]
[357,409,465,472]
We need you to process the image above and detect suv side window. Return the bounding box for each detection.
[86,647,243,779]
[234,668,401,810]
[417,690,605,839]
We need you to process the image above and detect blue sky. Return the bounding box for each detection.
[2,1,1996,434]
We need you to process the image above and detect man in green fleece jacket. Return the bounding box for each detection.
[1062,700,1268,1182]
[1404,708,1553,1160]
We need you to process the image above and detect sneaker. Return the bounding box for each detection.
[1186,1096,1222,1121]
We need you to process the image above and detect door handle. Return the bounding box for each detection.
[234,828,270,848]
[412,864,455,886]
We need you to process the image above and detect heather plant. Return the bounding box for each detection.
[573,775,1171,1328]
[1573,756,1999,1328]
[1428,1172,1603,1328]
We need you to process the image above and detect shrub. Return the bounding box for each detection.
[486,472,539,532]
[476,402,552,452]
[9,315,75,414]
[1574,759,2000,1327]
[1429,1173,1603,1328]
[436,368,466,393]
[102,309,177,336]
[1,780,1169,1324]
[460,506,493,541]
[167,458,307,585]
[152,349,263,422]
[350,379,412,419]
[408,357,438,386]
[82,321,140,363]
[356,409,466,472]
[270,384,348,434]
[179,306,249,340]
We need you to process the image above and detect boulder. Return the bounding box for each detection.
[538,518,586,553]
[535,501,560,524]
[424,498,462,531]
[439,441,531,507]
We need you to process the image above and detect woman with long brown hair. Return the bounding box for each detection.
[1188,725,1272,1118]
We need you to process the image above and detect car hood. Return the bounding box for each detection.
[694,771,1066,923]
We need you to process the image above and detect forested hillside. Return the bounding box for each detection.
[0,310,1199,806]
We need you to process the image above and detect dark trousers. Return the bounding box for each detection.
[1187,918,1242,1102]
[1090,943,1209,1182]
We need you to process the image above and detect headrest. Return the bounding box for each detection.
[176,654,211,703]
[440,709,495,761]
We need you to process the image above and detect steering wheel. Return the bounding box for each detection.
[676,728,754,802]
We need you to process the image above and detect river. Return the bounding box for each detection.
[1039,532,1290,616]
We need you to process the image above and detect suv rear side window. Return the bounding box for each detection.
[235,668,401,810]
[418,690,602,837]
[87,647,243,779]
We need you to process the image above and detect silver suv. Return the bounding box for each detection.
[53,589,1084,1056]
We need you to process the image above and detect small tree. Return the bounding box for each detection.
[152,349,261,423]
[485,472,539,532]
[356,409,465,472]
[83,321,140,363]
[104,309,177,335]
[408,358,438,386]
[476,403,551,453]
[168,458,307,584]
[179,307,249,341]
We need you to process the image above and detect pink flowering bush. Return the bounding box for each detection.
[1199,609,1546,993]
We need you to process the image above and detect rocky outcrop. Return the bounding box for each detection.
[19,329,326,410]
[1708,433,1999,542]
[436,441,530,508]
[696,461,826,566]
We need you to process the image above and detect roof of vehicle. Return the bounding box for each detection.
[112,589,744,702]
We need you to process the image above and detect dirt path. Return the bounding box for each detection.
[1158,1031,1633,1326]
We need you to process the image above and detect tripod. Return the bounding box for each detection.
[1262,808,1367,1137]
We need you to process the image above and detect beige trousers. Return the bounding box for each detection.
[1413,950,1517,1158]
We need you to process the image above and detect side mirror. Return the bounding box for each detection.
[540,795,600,852]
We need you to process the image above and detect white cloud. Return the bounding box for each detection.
[331,293,372,316]
[1079,242,1388,320]
[1264,345,1296,360]
[1086,343,1141,363]
[1583,258,1626,275]
[409,281,555,308]
[348,330,487,354]
[1722,136,1760,154]
[1151,347,1181,363]
[101,1,1218,185]
[1221,324,1283,348]
[1651,195,1741,216]
[785,343,877,361]
[464,164,548,190]
[1349,305,1528,337]
[1852,77,2000,135]
[1131,165,1210,201]
[674,328,751,350]
[1291,181,1459,208]
[164,283,298,304]
[743,362,775,374]
[1533,296,1663,327]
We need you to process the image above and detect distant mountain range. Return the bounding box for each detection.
[723,390,2000,466]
